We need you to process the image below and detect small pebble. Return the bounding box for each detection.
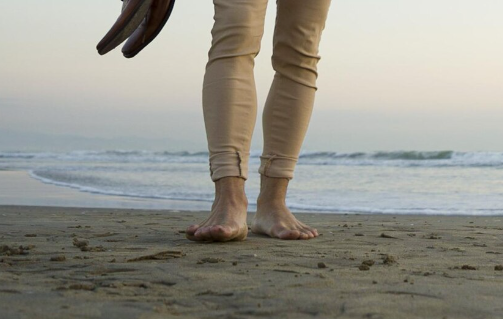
[50,256,66,262]
[362,260,375,267]
[317,262,327,269]
[382,255,397,265]
[461,265,477,270]
[359,264,370,271]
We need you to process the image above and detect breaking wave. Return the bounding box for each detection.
[3,150,502,167]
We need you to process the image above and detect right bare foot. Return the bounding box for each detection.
[186,177,248,242]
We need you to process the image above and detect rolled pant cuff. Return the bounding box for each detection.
[209,151,249,182]
[258,154,297,180]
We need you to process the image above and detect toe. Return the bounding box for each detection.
[209,225,234,241]
[302,228,316,238]
[278,229,302,240]
[299,232,310,240]
[195,226,213,241]
[185,224,200,241]
[186,224,199,236]
[298,222,318,238]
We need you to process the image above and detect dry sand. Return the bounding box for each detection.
[1,206,502,319]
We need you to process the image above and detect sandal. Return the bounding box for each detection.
[96,0,175,57]
[122,0,176,58]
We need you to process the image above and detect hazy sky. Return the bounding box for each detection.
[1,0,502,151]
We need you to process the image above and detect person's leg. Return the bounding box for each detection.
[252,0,331,240]
[186,0,269,241]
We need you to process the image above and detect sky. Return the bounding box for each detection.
[1,0,502,152]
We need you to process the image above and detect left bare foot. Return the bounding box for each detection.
[251,175,318,240]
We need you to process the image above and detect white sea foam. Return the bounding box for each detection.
[29,170,214,203]
[3,149,501,216]
[285,202,503,216]
[28,168,503,216]
[3,150,503,167]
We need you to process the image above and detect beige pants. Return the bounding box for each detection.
[203,0,331,182]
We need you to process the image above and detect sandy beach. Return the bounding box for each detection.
[1,205,502,319]
[3,0,503,317]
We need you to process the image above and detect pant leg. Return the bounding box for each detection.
[259,0,331,179]
[203,0,269,182]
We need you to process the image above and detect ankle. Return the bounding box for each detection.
[215,176,248,205]
[257,195,285,207]
[257,175,288,206]
[223,195,248,207]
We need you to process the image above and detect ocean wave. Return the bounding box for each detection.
[3,150,503,167]
[0,152,37,159]
[28,170,503,216]
[297,150,503,167]
[286,203,503,216]
[29,170,214,203]
[298,150,454,160]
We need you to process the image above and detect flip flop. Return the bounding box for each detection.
[121,0,176,58]
[97,0,154,55]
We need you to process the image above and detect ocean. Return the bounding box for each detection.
[1,150,503,215]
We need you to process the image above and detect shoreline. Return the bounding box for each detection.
[1,206,503,318]
[0,170,213,211]
[2,170,503,216]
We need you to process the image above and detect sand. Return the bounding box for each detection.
[1,206,503,319]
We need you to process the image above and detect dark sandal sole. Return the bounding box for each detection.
[97,0,153,55]
[122,0,175,58]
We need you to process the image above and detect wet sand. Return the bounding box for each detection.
[0,171,212,211]
[1,206,503,319]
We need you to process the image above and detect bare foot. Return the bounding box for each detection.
[251,176,318,240]
[186,177,248,242]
